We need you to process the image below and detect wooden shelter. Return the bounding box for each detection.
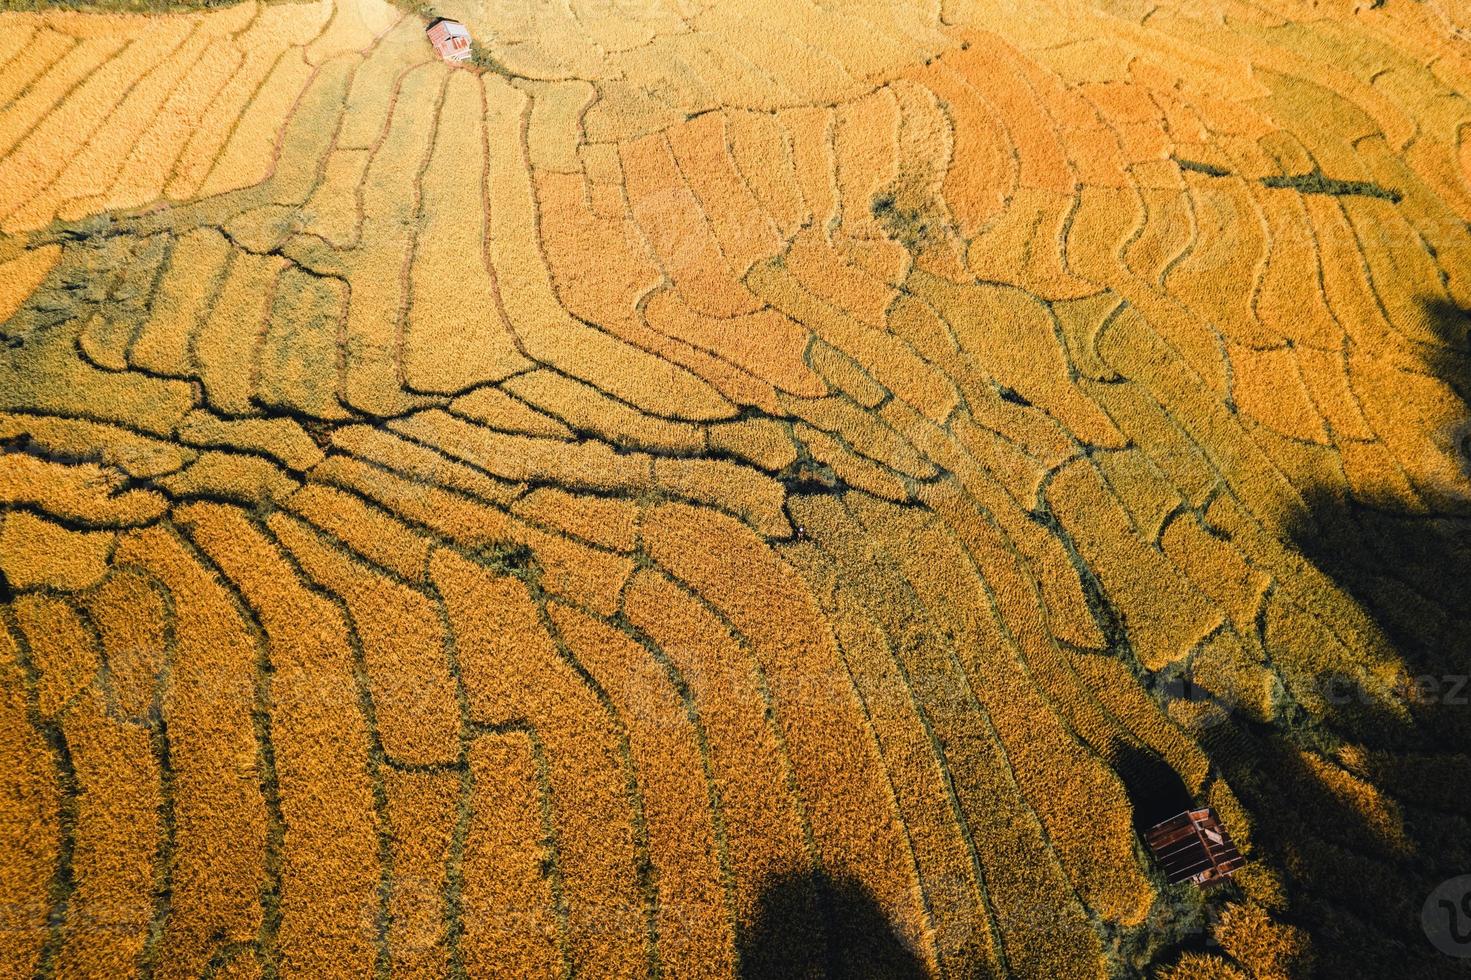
[1144,808,1245,886]
[426,18,472,62]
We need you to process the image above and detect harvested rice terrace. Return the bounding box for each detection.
[1,0,1470,977]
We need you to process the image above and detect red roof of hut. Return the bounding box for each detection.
[426,18,472,62]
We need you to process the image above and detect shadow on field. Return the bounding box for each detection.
[1287,299,1471,750]
[1110,739,1194,832]
[1282,299,1471,769]
[738,869,926,980]
[1155,298,1471,976]
[1274,298,1471,973]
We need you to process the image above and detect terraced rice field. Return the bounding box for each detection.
[2,0,1471,976]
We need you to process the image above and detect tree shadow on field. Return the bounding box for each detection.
[1164,298,1471,977]
[1287,299,1471,752]
[737,869,927,980]
[1109,739,1195,833]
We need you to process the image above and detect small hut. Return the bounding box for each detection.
[1144,808,1245,886]
[426,18,472,63]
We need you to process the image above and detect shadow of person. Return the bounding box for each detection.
[737,869,927,980]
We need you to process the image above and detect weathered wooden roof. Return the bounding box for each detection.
[1144,808,1245,886]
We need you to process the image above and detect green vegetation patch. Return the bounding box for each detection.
[1260,170,1403,203]
[1174,157,1231,178]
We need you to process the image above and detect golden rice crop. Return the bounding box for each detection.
[337,58,439,417]
[1,513,114,591]
[450,385,574,439]
[723,109,805,236]
[11,591,100,717]
[0,412,186,476]
[511,486,638,553]
[503,369,704,455]
[620,568,810,934]
[779,495,997,974]
[1047,459,1222,671]
[269,512,460,766]
[328,422,522,505]
[83,566,167,720]
[175,501,380,977]
[620,131,760,320]
[640,287,823,398]
[0,245,60,321]
[786,489,1102,977]
[284,482,431,582]
[0,35,124,167]
[52,684,161,976]
[785,395,938,480]
[128,228,231,376]
[156,450,300,506]
[195,48,316,200]
[1,21,190,232]
[784,223,899,331]
[748,258,959,422]
[256,268,351,420]
[0,25,63,107]
[849,493,1154,928]
[0,452,164,526]
[176,410,324,473]
[668,112,783,276]
[549,602,735,978]
[459,736,563,976]
[533,168,658,345]
[1213,903,1315,980]
[307,454,513,547]
[484,77,733,422]
[111,525,269,980]
[166,4,332,200]
[641,503,927,959]
[379,766,457,976]
[402,70,527,395]
[1158,952,1251,980]
[40,27,212,216]
[0,645,59,977]
[430,548,647,976]
[106,38,243,212]
[706,417,797,472]
[5,0,1471,974]
[807,338,886,408]
[389,408,650,493]
[651,457,790,538]
[192,250,284,415]
[793,422,910,503]
[516,525,634,617]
